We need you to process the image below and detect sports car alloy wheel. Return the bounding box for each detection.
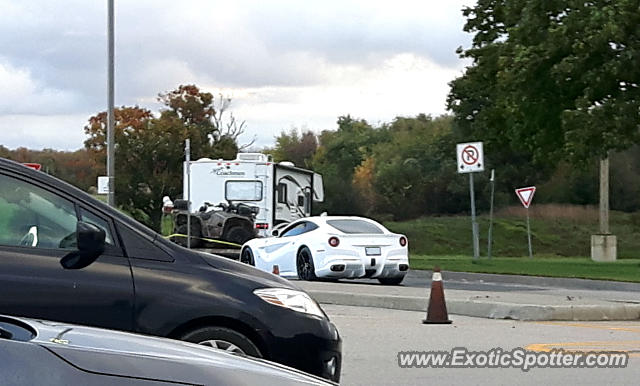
[296,247,317,281]
[240,247,255,265]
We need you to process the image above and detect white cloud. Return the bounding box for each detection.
[0,113,89,151]
[0,61,79,115]
[227,53,463,147]
[0,0,476,151]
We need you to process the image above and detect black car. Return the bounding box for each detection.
[0,314,333,385]
[0,158,341,382]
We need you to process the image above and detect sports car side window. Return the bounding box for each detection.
[304,222,318,233]
[280,221,317,237]
[0,174,77,249]
[280,222,307,237]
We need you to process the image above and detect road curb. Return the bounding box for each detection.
[309,290,640,321]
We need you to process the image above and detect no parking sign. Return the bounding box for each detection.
[456,141,484,260]
[456,142,484,173]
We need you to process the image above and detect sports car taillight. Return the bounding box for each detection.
[328,237,340,247]
[399,236,407,247]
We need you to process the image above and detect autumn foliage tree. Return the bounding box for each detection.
[0,146,100,190]
[84,85,240,229]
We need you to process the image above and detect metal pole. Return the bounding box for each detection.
[186,139,191,249]
[469,173,479,259]
[106,0,115,207]
[526,208,533,258]
[487,169,495,259]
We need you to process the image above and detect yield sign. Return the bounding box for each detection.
[515,186,536,208]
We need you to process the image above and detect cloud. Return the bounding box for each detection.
[0,0,476,150]
[0,60,79,115]
[0,113,90,151]
[229,53,462,147]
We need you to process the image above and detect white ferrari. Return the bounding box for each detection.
[240,216,409,285]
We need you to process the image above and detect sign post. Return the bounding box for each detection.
[515,186,536,259]
[487,169,495,259]
[457,142,484,260]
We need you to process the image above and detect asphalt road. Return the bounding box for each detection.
[342,270,640,304]
[324,304,640,386]
[351,269,640,292]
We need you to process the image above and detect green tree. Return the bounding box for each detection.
[449,0,640,164]
[368,115,471,219]
[271,129,318,167]
[312,116,387,215]
[448,1,640,238]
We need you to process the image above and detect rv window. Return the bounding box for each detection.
[277,183,287,204]
[225,181,263,201]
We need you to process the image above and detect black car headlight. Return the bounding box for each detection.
[253,288,325,318]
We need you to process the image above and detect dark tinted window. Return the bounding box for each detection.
[0,174,77,249]
[281,222,306,237]
[280,221,318,237]
[304,222,318,233]
[327,219,384,234]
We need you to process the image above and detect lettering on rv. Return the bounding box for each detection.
[210,166,245,176]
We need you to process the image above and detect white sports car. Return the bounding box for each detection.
[240,216,409,285]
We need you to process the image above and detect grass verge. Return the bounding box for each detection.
[384,206,640,258]
[410,254,640,283]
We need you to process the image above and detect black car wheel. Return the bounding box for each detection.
[240,247,255,266]
[175,223,202,248]
[296,247,317,281]
[224,226,252,245]
[377,276,405,285]
[180,327,262,357]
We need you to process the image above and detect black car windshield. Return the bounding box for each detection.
[326,219,384,234]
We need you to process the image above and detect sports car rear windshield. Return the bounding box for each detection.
[326,219,384,234]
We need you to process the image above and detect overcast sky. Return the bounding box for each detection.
[0,0,475,151]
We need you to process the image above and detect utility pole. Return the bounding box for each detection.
[185,139,191,249]
[591,156,616,261]
[107,0,115,207]
[599,157,610,234]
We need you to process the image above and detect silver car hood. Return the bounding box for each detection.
[22,317,332,385]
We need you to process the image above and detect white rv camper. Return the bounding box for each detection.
[184,153,324,236]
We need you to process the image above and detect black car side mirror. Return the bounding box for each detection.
[271,229,279,237]
[60,222,106,270]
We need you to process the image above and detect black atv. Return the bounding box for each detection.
[171,200,259,248]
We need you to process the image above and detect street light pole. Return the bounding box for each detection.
[107,0,116,207]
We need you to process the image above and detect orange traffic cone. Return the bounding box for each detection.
[272,265,280,275]
[423,266,452,324]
